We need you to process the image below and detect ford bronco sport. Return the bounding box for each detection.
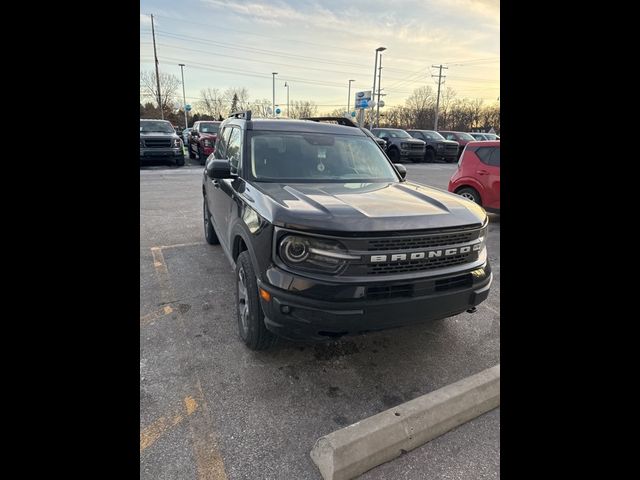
[203,111,491,350]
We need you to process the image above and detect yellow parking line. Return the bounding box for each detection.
[140,395,200,453]
[156,242,203,250]
[140,305,174,327]
[147,247,228,479]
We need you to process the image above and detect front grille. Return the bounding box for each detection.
[367,252,476,275]
[445,145,459,154]
[368,230,478,251]
[409,143,425,150]
[144,139,172,148]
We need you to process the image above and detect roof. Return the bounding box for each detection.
[244,118,367,136]
[140,118,172,122]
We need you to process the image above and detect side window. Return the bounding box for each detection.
[214,126,232,159]
[488,147,500,167]
[446,133,455,140]
[375,130,386,138]
[227,127,242,170]
[475,146,494,165]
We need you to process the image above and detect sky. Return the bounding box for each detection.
[140,0,499,114]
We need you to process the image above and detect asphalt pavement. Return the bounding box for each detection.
[140,160,500,480]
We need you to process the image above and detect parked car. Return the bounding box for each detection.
[469,133,489,141]
[189,121,222,165]
[302,117,389,151]
[182,127,193,146]
[140,119,185,166]
[371,128,426,162]
[202,110,491,350]
[406,129,459,163]
[438,131,477,159]
[448,141,500,212]
[483,133,500,140]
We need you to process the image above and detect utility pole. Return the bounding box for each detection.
[370,47,386,129]
[272,72,278,118]
[151,14,163,119]
[178,64,188,129]
[432,64,448,131]
[284,82,290,117]
[376,54,383,128]
[347,79,355,116]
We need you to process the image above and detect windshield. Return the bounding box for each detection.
[423,131,445,140]
[248,131,399,183]
[456,132,476,141]
[200,123,220,134]
[485,133,499,140]
[376,129,411,139]
[140,121,174,133]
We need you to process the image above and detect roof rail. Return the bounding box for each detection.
[302,116,358,127]
[229,110,252,121]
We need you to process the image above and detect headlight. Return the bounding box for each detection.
[278,235,360,274]
[401,142,410,149]
[436,144,444,151]
[477,220,489,250]
[203,139,213,147]
[172,138,182,147]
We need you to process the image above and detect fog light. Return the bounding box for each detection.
[281,305,290,314]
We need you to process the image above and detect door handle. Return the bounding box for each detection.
[477,169,489,175]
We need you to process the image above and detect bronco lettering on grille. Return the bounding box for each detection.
[369,243,481,262]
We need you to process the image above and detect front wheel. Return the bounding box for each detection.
[457,187,482,206]
[424,149,435,163]
[188,144,196,159]
[236,251,277,350]
[199,147,207,165]
[176,155,185,167]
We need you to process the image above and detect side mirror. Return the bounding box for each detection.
[394,163,407,179]
[206,158,235,179]
[191,130,199,137]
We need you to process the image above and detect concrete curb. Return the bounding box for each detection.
[310,364,500,480]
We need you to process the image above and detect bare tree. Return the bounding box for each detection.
[198,88,225,119]
[248,99,273,118]
[140,70,181,117]
[288,101,318,119]
[223,87,250,114]
[404,86,435,128]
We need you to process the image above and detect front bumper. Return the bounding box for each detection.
[400,149,426,159]
[257,262,492,341]
[140,148,183,158]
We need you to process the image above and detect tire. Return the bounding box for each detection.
[176,155,185,167]
[188,143,196,159]
[203,198,219,245]
[236,251,277,350]
[387,148,400,162]
[457,187,482,206]
[424,149,435,163]
[199,147,207,165]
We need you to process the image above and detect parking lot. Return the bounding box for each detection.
[140,160,500,479]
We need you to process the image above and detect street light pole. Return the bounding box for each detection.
[272,72,278,118]
[376,54,383,128]
[151,14,163,119]
[370,47,386,129]
[284,82,290,117]
[347,79,355,115]
[178,63,188,129]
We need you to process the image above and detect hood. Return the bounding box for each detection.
[395,137,424,145]
[440,139,459,146]
[140,131,179,139]
[249,181,486,233]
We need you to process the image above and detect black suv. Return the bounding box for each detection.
[140,119,185,166]
[371,128,426,163]
[203,111,492,350]
[406,129,459,163]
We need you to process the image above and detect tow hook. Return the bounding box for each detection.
[466,306,477,313]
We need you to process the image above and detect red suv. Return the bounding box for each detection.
[189,121,221,164]
[448,141,500,212]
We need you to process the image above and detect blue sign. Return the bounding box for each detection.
[275,107,281,114]
[350,111,356,117]
[354,91,372,109]
[185,104,192,112]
